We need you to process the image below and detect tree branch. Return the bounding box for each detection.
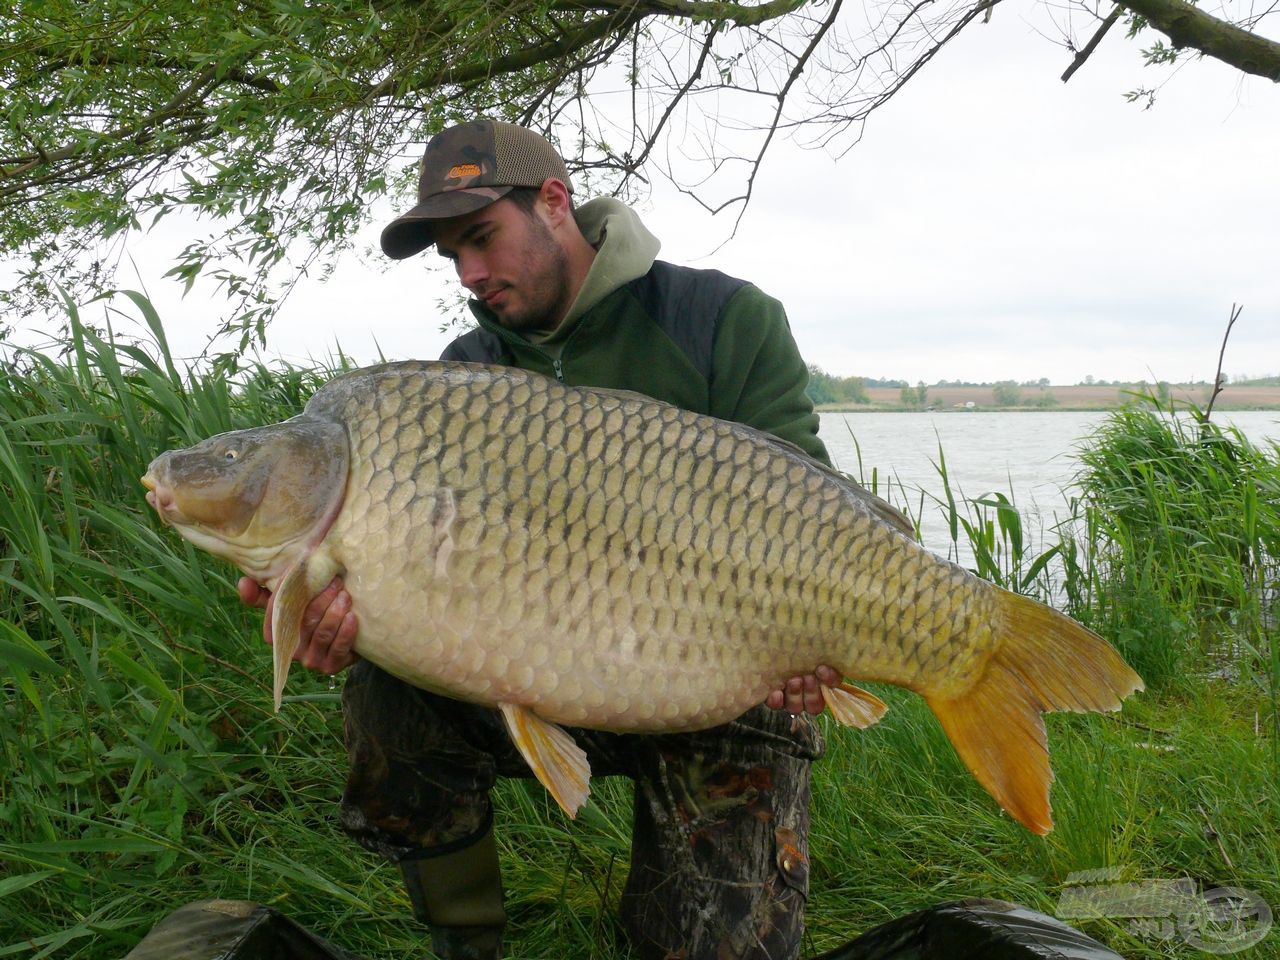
[1062,5,1123,82]
[439,8,644,86]
[25,46,283,93]
[549,0,810,27]
[693,0,845,227]
[1115,0,1280,81]
[1201,302,1242,423]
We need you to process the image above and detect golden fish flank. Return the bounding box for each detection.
[142,360,1143,834]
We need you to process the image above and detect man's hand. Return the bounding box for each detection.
[766,665,840,715]
[238,575,360,676]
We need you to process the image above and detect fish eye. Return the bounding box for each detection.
[223,449,239,462]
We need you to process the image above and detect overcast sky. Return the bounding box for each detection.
[11,7,1280,384]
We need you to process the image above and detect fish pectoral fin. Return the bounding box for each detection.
[498,703,591,819]
[269,550,345,713]
[821,682,888,729]
[269,562,310,712]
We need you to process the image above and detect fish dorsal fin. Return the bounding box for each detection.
[268,547,345,711]
[821,682,889,729]
[577,384,661,408]
[753,432,917,539]
[498,703,591,818]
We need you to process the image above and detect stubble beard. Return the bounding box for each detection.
[492,217,573,334]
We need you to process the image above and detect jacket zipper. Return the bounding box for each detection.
[477,309,585,383]
[551,318,589,382]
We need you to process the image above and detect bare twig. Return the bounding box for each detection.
[1062,6,1123,82]
[680,0,845,229]
[615,24,721,179]
[1201,302,1243,423]
[1197,804,1235,870]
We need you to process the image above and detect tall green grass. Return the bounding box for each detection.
[1,296,1277,958]
[1072,399,1279,695]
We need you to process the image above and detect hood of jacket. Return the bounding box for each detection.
[468,196,661,349]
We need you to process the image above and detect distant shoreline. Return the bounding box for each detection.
[816,384,1280,414]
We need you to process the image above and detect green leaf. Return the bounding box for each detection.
[0,620,63,674]
[0,871,56,898]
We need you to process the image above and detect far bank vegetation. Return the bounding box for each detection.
[807,366,1280,412]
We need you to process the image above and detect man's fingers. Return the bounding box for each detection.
[802,674,824,715]
[299,590,353,672]
[767,666,841,714]
[239,576,269,609]
[253,575,358,677]
[301,577,344,632]
[319,611,360,675]
[782,676,804,713]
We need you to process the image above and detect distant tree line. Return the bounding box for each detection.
[805,366,871,405]
[899,382,929,409]
[991,381,1058,408]
[1077,375,1214,387]
[807,368,1276,409]
[936,378,1052,388]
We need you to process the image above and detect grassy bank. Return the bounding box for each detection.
[1,297,1277,958]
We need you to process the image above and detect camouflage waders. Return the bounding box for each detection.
[339,659,824,960]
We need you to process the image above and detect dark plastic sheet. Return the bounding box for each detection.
[122,900,363,960]
[812,898,1124,960]
[123,896,1124,959]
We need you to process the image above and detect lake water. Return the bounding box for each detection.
[817,410,1280,562]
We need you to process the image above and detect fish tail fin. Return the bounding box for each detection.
[925,591,1143,835]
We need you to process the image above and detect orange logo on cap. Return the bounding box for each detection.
[447,164,482,179]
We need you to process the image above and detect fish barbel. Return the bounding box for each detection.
[142,360,1142,833]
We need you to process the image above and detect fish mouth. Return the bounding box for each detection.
[141,471,180,525]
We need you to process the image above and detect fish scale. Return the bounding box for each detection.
[144,360,1142,832]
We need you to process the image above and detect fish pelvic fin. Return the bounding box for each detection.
[821,682,888,729]
[498,703,591,819]
[925,591,1143,836]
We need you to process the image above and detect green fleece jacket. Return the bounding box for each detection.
[440,197,830,467]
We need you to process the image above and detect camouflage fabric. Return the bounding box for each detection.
[381,120,573,259]
[340,660,825,960]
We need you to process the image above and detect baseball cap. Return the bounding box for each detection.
[380,120,574,259]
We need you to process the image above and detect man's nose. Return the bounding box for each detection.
[457,251,489,290]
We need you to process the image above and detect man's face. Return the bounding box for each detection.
[434,197,572,333]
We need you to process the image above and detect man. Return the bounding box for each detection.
[239,120,839,959]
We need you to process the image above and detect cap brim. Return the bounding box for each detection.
[380,186,515,259]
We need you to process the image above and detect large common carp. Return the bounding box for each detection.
[143,361,1142,833]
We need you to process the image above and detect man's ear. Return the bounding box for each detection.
[538,177,574,228]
